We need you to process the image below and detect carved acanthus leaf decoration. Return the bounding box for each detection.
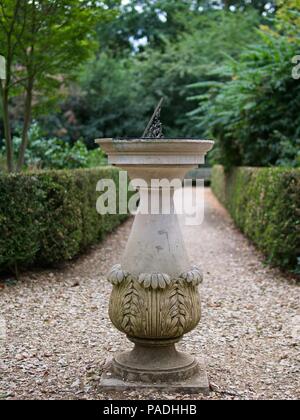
[107,264,128,285]
[109,277,201,339]
[180,266,203,286]
[138,273,171,290]
[107,265,203,288]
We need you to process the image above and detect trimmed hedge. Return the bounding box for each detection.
[211,165,300,273]
[0,168,128,272]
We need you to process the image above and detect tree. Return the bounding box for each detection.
[96,0,273,55]
[222,0,275,12]
[0,1,25,172]
[96,0,200,55]
[0,0,113,172]
[189,1,300,168]
[46,6,260,145]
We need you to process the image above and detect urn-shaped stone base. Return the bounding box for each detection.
[111,342,200,384]
[104,265,204,385]
[108,267,202,340]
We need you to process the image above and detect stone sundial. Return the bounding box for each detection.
[96,99,214,393]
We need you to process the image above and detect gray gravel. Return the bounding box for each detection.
[0,188,299,400]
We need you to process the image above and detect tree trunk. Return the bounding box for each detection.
[0,81,14,172]
[17,79,33,172]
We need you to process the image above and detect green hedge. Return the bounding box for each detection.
[0,168,128,273]
[211,165,300,273]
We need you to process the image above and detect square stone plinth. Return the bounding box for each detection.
[100,358,210,395]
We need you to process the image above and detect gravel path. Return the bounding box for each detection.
[0,188,299,400]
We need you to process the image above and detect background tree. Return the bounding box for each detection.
[0,0,113,172]
[189,0,300,168]
[222,0,275,12]
[0,1,26,172]
[1,0,283,171]
[96,0,274,54]
[45,3,262,143]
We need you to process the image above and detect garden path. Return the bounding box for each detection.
[0,189,299,400]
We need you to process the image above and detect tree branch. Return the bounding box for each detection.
[0,1,10,34]
[8,0,22,36]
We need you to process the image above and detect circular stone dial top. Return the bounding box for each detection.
[95,138,214,166]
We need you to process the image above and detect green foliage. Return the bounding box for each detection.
[0,173,45,270]
[0,123,107,170]
[47,8,261,143]
[0,0,114,171]
[0,0,277,169]
[97,0,273,55]
[222,0,275,11]
[212,165,300,273]
[0,168,129,272]
[0,0,112,108]
[190,4,300,168]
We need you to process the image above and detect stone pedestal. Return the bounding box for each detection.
[96,138,213,394]
[101,356,209,394]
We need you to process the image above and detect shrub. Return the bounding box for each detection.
[0,123,107,171]
[0,167,129,273]
[190,4,300,169]
[211,165,300,273]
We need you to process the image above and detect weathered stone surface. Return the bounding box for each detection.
[109,276,201,339]
[96,137,213,389]
[100,357,210,395]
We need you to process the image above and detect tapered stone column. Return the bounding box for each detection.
[96,138,213,393]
